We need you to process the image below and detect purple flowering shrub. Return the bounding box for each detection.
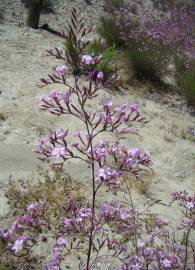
[100,3,195,88]
[1,9,195,270]
[142,8,195,102]
[99,5,168,83]
[141,9,195,59]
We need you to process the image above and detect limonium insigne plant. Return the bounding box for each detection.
[0,8,195,270]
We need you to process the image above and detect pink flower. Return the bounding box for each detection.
[81,55,94,65]
[56,65,68,76]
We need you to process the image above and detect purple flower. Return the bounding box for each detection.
[130,148,141,158]
[186,201,194,209]
[12,236,28,254]
[96,167,122,184]
[56,129,68,140]
[38,90,71,115]
[101,99,114,110]
[163,259,172,268]
[63,91,71,103]
[97,71,104,80]
[63,218,72,228]
[27,203,37,213]
[27,202,45,217]
[130,103,138,113]
[18,215,34,225]
[56,65,68,76]
[74,130,83,138]
[81,55,94,65]
[88,71,96,80]
[92,144,108,161]
[78,208,92,219]
[51,146,66,159]
[56,237,68,247]
[48,91,62,100]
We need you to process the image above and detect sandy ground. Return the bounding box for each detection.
[0,0,195,252]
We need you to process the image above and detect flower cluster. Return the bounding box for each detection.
[36,129,71,163]
[0,202,45,254]
[98,100,148,135]
[101,202,137,222]
[101,202,141,237]
[171,191,195,229]
[121,226,187,270]
[96,167,122,186]
[39,91,72,115]
[46,237,68,270]
[63,206,92,233]
[92,141,152,174]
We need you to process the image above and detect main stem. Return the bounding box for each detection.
[86,160,96,270]
[123,175,138,255]
[78,83,96,269]
[183,227,191,270]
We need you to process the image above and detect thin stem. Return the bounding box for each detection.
[123,174,138,255]
[183,226,192,270]
[86,143,96,270]
[74,78,96,270]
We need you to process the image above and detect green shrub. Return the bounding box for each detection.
[85,40,119,79]
[125,38,167,83]
[177,70,195,105]
[176,59,195,105]
[98,46,119,78]
[85,38,105,55]
[98,17,122,48]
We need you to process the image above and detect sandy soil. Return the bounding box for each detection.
[0,0,195,251]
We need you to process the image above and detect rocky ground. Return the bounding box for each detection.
[0,0,195,267]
